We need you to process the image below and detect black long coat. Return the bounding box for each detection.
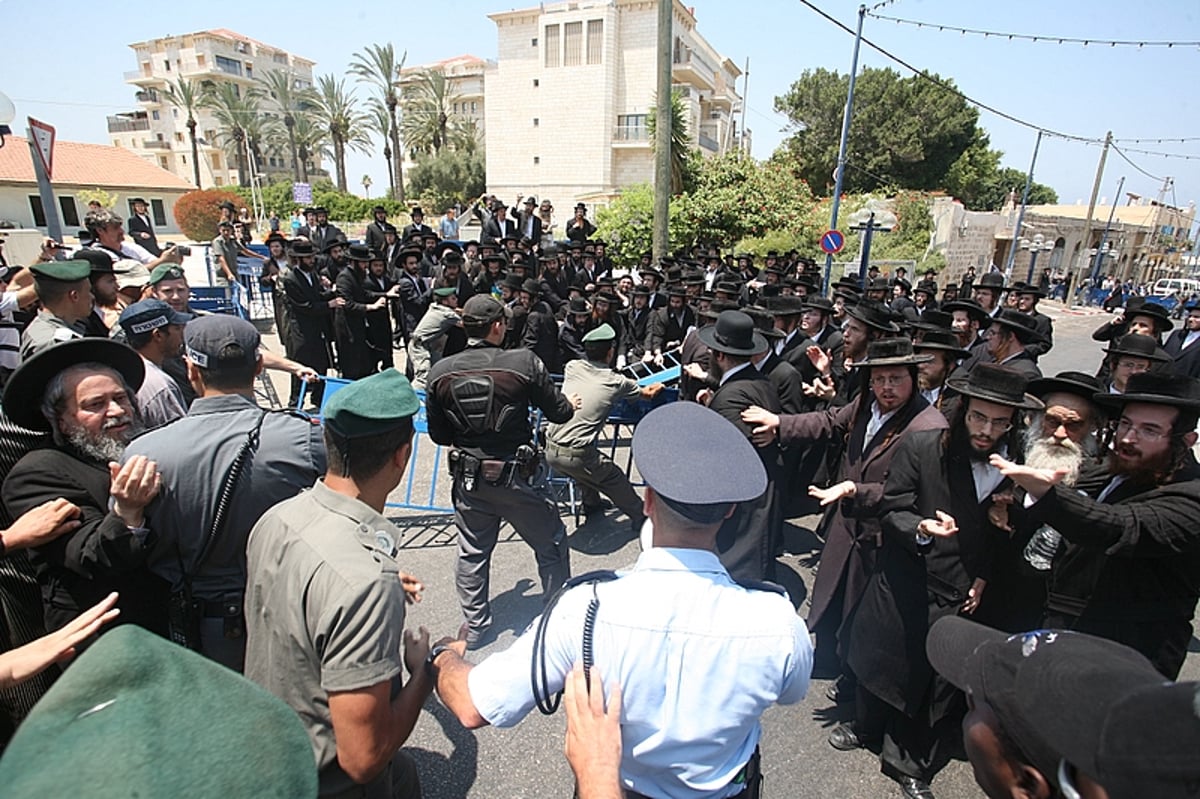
[707,366,783,582]
[281,267,336,375]
[780,395,947,646]
[847,428,1003,720]
[334,265,377,379]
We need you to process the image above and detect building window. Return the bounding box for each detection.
[587,20,604,65]
[544,24,560,68]
[151,110,160,121]
[531,37,538,46]
[533,78,539,87]
[151,199,167,226]
[214,176,225,186]
[156,133,165,141]
[211,153,222,169]
[471,101,478,113]
[616,114,648,141]
[181,154,187,164]
[159,157,169,169]
[164,60,171,71]
[175,132,184,142]
[564,22,583,66]
[172,108,179,118]
[533,118,539,127]
[534,156,540,164]
[197,54,206,67]
[215,55,242,76]
[59,196,80,227]
[273,52,288,65]
[28,196,45,227]
[453,102,459,114]
[245,63,253,79]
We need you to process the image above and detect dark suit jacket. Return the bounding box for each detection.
[1024,309,1055,360]
[281,268,335,368]
[127,213,160,256]
[707,366,783,582]
[514,213,543,244]
[995,350,1042,380]
[364,221,390,253]
[334,266,379,378]
[1164,329,1200,378]
[522,301,561,374]
[300,223,345,253]
[482,217,517,243]
[646,306,695,353]
[395,270,432,340]
[401,222,433,241]
[2,446,170,637]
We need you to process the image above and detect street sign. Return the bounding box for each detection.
[820,229,845,255]
[27,117,54,179]
[292,182,312,205]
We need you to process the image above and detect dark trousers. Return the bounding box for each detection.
[1042,611,1192,680]
[856,686,959,784]
[325,750,421,799]
[452,471,570,632]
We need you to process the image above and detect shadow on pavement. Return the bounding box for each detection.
[489,577,543,640]
[408,700,479,799]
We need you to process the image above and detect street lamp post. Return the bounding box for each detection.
[1022,233,1054,284]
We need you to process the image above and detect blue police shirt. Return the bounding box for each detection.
[468,547,812,798]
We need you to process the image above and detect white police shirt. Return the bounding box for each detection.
[468,547,812,799]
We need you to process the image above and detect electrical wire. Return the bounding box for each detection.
[793,0,1103,144]
[1109,146,1200,162]
[1110,144,1167,183]
[1113,137,1200,145]
[864,12,1200,49]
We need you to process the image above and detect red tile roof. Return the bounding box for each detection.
[0,136,194,191]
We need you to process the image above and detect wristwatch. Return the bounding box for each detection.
[424,644,452,679]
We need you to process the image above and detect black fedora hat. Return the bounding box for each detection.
[908,309,954,332]
[346,243,374,262]
[1028,371,1104,402]
[801,295,834,315]
[697,310,767,356]
[567,297,593,315]
[989,309,1046,345]
[4,339,145,431]
[850,337,932,368]
[945,363,1044,410]
[844,298,901,333]
[1094,372,1200,412]
[1122,297,1174,332]
[913,329,971,360]
[976,272,1006,290]
[942,299,990,325]
[913,279,938,296]
[520,278,541,296]
[1104,333,1170,363]
[743,306,784,340]
[1010,281,1046,299]
[500,273,525,291]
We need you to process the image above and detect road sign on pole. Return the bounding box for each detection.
[292,182,312,205]
[28,117,55,179]
[26,117,62,243]
[820,229,846,255]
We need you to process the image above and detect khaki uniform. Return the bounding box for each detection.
[19,311,83,361]
[406,303,460,390]
[244,481,417,798]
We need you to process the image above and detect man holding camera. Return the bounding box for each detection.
[425,295,581,650]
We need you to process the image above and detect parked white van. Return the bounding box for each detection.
[1151,278,1200,297]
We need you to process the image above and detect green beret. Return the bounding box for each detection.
[324,368,419,438]
[433,286,458,298]
[582,323,616,344]
[148,263,187,285]
[29,259,91,282]
[0,625,317,797]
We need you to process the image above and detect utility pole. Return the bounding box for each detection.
[740,57,750,153]
[822,5,866,294]
[1003,130,1043,281]
[1091,175,1125,286]
[652,0,673,262]
[1077,131,1111,303]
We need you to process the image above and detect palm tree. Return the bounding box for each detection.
[314,75,371,193]
[200,81,261,186]
[162,77,203,187]
[257,69,319,183]
[361,174,372,198]
[349,43,406,203]
[290,114,328,184]
[400,69,461,156]
[647,89,694,195]
[365,97,395,199]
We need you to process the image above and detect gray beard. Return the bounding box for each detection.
[1024,435,1084,487]
[65,419,138,464]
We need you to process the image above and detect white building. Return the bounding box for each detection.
[485,0,745,212]
[398,54,490,184]
[109,28,324,188]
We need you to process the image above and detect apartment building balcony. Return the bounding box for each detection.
[142,140,172,150]
[672,50,716,90]
[698,124,720,152]
[107,115,150,134]
[135,89,160,104]
[124,69,165,86]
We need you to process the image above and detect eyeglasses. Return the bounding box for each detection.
[1042,412,1088,436]
[966,409,1013,432]
[1115,418,1168,442]
[868,375,908,388]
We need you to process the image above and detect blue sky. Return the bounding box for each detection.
[4,0,1197,216]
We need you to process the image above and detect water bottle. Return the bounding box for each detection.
[1023,525,1061,571]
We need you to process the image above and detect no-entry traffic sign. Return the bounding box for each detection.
[820,229,845,255]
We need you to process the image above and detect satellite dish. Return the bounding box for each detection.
[0,92,15,126]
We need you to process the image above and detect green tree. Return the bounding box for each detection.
[257,69,319,183]
[350,43,407,203]
[289,114,328,185]
[401,69,470,157]
[775,67,981,194]
[646,89,698,195]
[365,97,396,199]
[407,149,485,212]
[199,81,260,186]
[943,133,1058,210]
[162,77,204,188]
[314,75,371,193]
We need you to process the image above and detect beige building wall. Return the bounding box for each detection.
[486,0,743,216]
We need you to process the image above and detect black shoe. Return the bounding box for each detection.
[896,776,935,799]
[583,504,606,519]
[827,722,864,751]
[825,675,856,704]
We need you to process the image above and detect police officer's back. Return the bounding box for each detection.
[125,315,325,670]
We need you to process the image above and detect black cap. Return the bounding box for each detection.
[461,295,511,326]
[184,315,260,371]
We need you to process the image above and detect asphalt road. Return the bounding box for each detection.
[263,300,1198,799]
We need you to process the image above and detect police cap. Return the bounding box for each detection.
[184,315,259,370]
[462,295,511,326]
[29,260,91,282]
[582,323,616,344]
[148,263,187,285]
[324,368,419,439]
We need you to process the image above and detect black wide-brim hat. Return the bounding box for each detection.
[849,337,933,368]
[945,363,1044,410]
[1010,281,1046,299]
[1123,298,1174,332]
[1094,372,1200,412]
[5,339,145,431]
[1028,371,1104,402]
[1103,333,1170,363]
[990,309,1047,345]
[941,299,990,325]
[844,299,900,333]
[913,331,970,360]
[697,310,767,356]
